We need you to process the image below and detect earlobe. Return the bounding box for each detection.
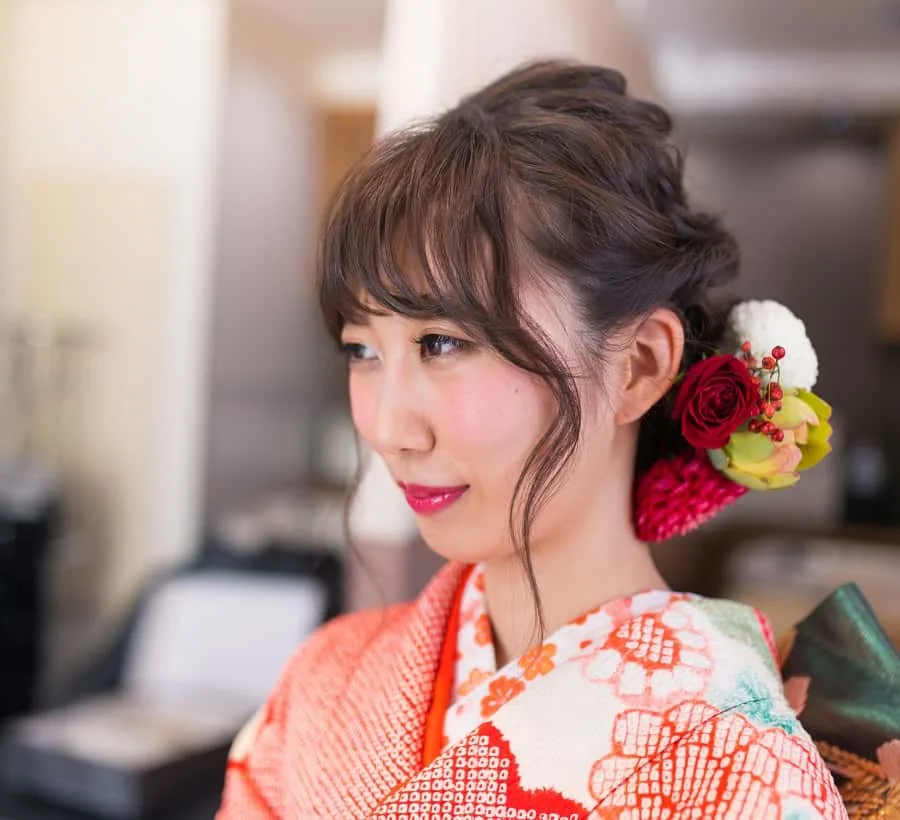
[615,309,685,426]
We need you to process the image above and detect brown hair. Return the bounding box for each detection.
[318,61,739,626]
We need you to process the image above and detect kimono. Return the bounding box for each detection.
[217,562,847,819]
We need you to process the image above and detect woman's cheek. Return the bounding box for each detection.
[433,367,551,460]
[348,373,377,445]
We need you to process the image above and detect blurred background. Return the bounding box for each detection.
[0,0,899,817]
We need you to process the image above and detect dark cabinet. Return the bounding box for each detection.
[0,502,55,722]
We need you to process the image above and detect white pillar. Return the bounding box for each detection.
[378,0,658,134]
[348,0,658,605]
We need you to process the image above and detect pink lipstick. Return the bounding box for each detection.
[398,483,468,515]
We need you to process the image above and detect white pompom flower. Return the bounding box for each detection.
[727,300,819,390]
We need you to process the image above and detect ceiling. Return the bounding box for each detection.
[627,0,900,54]
[626,0,900,113]
[234,0,900,112]
[233,0,386,51]
[237,0,900,55]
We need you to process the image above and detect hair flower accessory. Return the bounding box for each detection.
[635,300,833,542]
[672,354,758,450]
[728,300,818,390]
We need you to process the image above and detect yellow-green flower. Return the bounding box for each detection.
[708,389,832,491]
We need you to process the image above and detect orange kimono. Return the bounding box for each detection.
[217,563,846,818]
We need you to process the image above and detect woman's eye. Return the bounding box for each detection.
[341,342,377,363]
[417,334,468,360]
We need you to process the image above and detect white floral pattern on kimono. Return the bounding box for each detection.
[440,563,847,819]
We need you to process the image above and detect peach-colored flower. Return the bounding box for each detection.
[784,676,810,716]
[457,668,491,697]
[459,601,480,627]
[480,676,525,718]
[878,740,900,782]
[572,605,605,626]
[474,613,492,647]
[519,643,557,681]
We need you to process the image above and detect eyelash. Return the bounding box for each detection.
[340,343,376,363]
[415,333,469,360]
[340,333,470,363]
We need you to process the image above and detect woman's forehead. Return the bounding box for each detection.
[344,277,580,338]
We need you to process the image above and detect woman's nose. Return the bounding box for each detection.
[366,365,435,456]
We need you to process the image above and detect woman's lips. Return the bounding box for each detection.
[398,483,469,515]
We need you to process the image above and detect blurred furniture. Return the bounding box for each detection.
[0,542,342,820]
[0,461,58,723]
[52,540,343,705]
[877,117,900,342]
[0,790,221,820]
[668,522,900,645]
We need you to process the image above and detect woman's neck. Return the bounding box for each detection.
[481,529,667,669]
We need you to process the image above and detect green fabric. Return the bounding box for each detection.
[783,583,900,761]
[694,597,805,735]
[732,670,801,735]
[695,597,781,675]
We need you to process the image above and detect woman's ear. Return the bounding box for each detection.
[615,309,685,426]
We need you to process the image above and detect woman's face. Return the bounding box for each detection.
[340,286,621,563]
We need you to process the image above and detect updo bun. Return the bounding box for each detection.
[458,60,742,474]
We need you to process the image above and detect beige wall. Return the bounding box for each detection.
[0,0,227,641]
[0,4,16,309]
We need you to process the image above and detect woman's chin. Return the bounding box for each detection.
[417,522,511,565]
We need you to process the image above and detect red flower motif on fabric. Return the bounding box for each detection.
[519,643,557,681]
[480,675,525,718]
[588,702,843,819]
[576,606,713,706]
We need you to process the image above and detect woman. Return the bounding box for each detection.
[218,61,846,818]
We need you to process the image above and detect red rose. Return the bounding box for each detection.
[672,355,758,450]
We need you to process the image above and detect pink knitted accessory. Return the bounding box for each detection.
[633,450,748,542]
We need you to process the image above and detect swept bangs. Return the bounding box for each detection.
[317,113,521,347]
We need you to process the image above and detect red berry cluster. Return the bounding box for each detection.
[739,342,787,442]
